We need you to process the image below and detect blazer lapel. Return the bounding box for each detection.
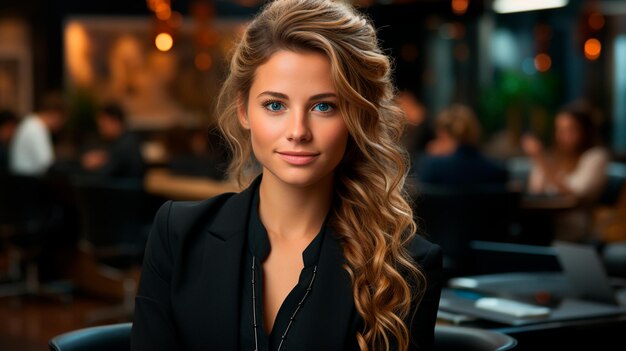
[190,177,261,350]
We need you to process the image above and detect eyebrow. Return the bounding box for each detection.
[257,91,337,101]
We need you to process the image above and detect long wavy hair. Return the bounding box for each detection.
[216,0,426,349]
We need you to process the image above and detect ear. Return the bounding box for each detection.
[237,94,250,130]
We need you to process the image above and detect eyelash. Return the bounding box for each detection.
[261,100,337,113]
[261,99,285,112]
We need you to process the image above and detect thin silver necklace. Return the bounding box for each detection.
[251,256,318,351]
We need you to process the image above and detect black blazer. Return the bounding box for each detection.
[131,180,443,350]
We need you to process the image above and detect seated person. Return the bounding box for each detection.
[9,93,67,176]
[0,110,18,173]
[166,126,229,180]
[81,103,144,179]
[419,104,508,186]
[522,101,609,242]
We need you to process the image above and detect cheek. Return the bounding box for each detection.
[248,115,282,149]
[319,120,349,155]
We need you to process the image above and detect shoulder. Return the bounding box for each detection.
[15,116,39,134]
[153,191,238,235]
[151,177,258,243]
[581,147,610,163]
[406,234,442,270]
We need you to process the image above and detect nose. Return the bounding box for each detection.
[286,109,312,143]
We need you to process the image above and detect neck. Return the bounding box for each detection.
[258,172,333,242]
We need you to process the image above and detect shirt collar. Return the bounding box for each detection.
[247,183,327,267]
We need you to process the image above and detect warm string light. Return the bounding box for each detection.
[155,32,174,51]
[451,0,469,16]
[147,0,175,51]
[534,53,552,72]
[584,38,602,60]
[533,24,552,73]
[191,1,219,71]
[582,4,604,61]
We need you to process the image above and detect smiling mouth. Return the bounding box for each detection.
[276,152,320,165]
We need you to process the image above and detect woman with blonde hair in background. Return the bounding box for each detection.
[131,0,442,350]
[419,104,508,186]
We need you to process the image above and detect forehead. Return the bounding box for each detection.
[250,50,336,96]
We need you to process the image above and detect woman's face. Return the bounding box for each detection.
[239,50,349,188]
[554,113,582,153]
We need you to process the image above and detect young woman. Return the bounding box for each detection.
[522,101,609,241]
[131,1,442,350]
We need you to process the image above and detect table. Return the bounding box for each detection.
[438,272,626,350]
[144,169,240,201]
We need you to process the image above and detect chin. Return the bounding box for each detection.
[264,166,334,189]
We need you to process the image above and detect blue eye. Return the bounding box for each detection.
[313,102,334,113]
[264,101,285,112]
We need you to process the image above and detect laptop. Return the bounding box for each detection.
[553,241,626,306]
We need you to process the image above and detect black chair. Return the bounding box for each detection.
[0,173,73,301]
[49,322,131,351]
[598,163,626,206]
[48,323,517,351]
[603,241,626,278]
[413,183,521,278]
[434,325,517,351]
[72,177,159,324]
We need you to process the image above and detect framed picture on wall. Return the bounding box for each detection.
[64,17,246,130]
[0,51,32,116]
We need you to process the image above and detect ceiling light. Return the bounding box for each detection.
[493,0,568,14]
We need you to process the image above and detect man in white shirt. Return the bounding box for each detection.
[9,94,67,176]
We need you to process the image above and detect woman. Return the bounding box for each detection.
[522,101,609,241]
[131,1,442,350]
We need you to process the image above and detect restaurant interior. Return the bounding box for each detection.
[1,0,626,350]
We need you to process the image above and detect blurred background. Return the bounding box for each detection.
[1,0,626,350]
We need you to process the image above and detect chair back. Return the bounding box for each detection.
[434,325,517,351]
[414,183,520,277]
[0,173,59,244]
[49,323,131,351]
[72,177,152,257]
[598,163,626,206]
[49,323,517,351]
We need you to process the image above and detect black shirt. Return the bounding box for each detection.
[239,187,326,351]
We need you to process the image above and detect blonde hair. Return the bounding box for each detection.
[216,1,425,349]
[435,104,481,146]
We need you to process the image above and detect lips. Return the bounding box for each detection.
[276,151,320,166]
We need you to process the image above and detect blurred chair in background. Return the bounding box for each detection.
[433,325,517,351]
[413,183,521,278]
[49,322,131,351]
[72,177,159,324]
[0,110,18,172]
[0,173,73,301]
[593,162,626,243]
[603,242,626,278]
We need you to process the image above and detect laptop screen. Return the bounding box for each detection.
[553,241,619,306]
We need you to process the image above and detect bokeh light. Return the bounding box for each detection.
[534,53,552,72]
[584,38,602,60]
[155,32,173,52]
